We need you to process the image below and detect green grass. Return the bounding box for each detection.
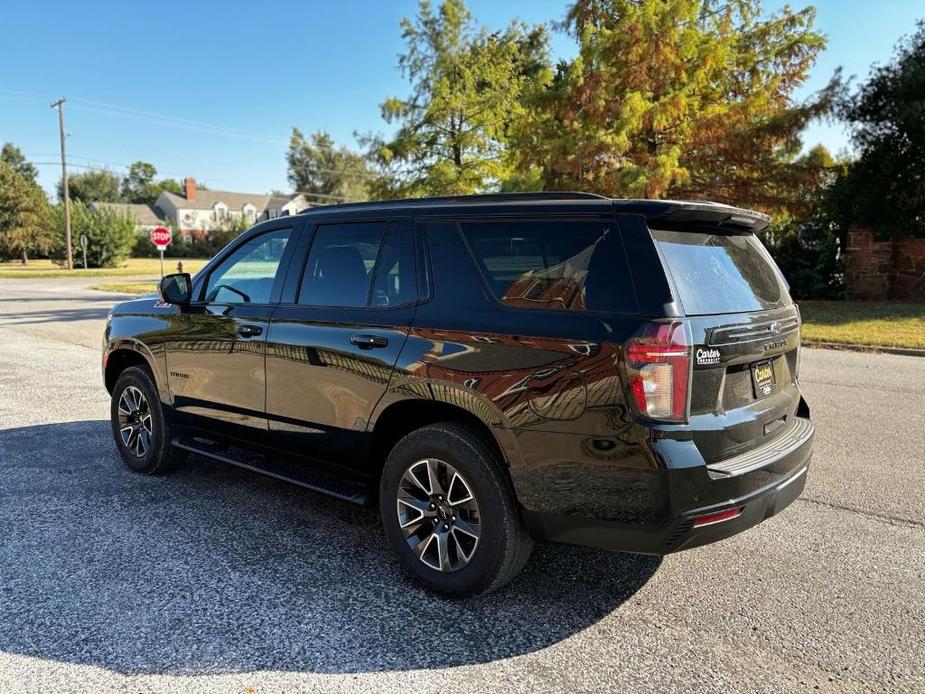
[92,281,159,295]
[0,257,208,279]
[800,301,925,350]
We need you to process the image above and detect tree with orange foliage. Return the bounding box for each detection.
[509,0,835,218]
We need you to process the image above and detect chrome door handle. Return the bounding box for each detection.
[350,334,388,349]
[237,324,263,338]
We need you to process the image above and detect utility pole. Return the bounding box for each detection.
[51,98,73,270]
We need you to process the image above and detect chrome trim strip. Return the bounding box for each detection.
[776,464,808,490]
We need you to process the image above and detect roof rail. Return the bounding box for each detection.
[298,191,609,214]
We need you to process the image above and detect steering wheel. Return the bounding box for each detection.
[210,283,251,303]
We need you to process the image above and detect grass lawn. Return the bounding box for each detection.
[92,281,159,295]
[800,301,925,350]
[0,257,208,279]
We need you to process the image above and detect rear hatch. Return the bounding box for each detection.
[650,226,804,465]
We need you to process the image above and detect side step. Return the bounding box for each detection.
[171,436,371,506]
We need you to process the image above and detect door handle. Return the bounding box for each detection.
[237,324,263,338]
[350,334,389,349]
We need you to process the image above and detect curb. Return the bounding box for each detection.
[802,341,925,357]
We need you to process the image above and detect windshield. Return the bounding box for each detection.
[650,228,791,315]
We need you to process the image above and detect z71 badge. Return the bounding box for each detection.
[695,347,721,366]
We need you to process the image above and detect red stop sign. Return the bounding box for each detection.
[149,226,172,248]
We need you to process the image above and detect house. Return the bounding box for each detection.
[157,178,315,242]
[90,202,166,232]
[263,193,312,221]
[93,177,315,243]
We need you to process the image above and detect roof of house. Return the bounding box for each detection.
[160,190,272,212]
[267,195,295,209]
[93,202,165,226]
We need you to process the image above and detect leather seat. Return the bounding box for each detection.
[309,245,370,306]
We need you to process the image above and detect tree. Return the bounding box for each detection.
[510,0,831,218]
[286,129,372,202]
[363,0,551,198]
[829,22,925,237]
[0,162,52,264]
[121,161,182,204]
[61,168,122,204]
[51,201,135,268]
[1,143,39,185]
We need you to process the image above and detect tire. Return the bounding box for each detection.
[110,365,186,474]
[379,422,533,597]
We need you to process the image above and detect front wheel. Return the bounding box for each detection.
[110,366,186,474]
[380,422,533,597]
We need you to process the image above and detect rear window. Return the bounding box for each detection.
[651,228,790,315]
[460,219,638,313]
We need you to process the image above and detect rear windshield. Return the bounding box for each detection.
[650,228,790,315]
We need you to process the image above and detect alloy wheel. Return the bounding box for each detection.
[117,385,153,458]
[396,459,481,572]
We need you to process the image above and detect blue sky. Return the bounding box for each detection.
[1,0,921,199]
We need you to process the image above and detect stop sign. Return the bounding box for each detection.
[149,226,172,249]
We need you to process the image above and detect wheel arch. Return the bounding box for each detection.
[368,398,521,488]
[104,339,163,398]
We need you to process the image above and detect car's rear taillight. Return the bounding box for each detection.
[625,321,692,422]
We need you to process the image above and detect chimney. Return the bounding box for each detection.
[184,177,197,202]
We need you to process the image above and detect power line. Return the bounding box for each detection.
[69,98,290,145]
[1,89,359,155]
[1,88,294,145]
[9,89,373,192]
[27,154,210,183]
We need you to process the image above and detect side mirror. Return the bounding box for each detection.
[158,273,192,306]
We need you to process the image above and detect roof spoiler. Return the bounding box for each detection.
[645,201,771,233]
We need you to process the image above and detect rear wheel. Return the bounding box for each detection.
[110,366,186,474]
[380,422,533,597]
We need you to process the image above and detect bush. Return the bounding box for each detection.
[762,220,845,300]
[130,218,249,259]
[51,201,136,268]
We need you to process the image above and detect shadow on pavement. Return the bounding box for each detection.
[0,306,118,325]
[0,420,660,676]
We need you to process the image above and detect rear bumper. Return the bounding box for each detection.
[524,458,809,554]
[518,416,814,554]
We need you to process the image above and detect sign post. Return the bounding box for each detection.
[149,226,173,278]
[79,234,88,270]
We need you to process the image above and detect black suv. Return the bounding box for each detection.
[103,193,814,596]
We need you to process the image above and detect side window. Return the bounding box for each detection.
[460,219,639,313]
[370,226,415,307]
[298,222,386,307]
[204,228,291,304]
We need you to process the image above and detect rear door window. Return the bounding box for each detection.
[460,219,638,313]
[650,228,790,315]
[297,221,415,308]
[298,222,384,307]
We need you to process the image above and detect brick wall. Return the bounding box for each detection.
[845,229,925,301]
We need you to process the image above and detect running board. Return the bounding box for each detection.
[171,436,371,506]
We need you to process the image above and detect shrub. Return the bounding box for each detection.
[130,216,250,259]
[51,201,136,268]
[762,220,845,300]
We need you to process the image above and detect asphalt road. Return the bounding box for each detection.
[0,278,923,694]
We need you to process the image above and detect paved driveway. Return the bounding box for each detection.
[0,278,922,693]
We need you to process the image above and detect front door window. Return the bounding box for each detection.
[204,229,291,304]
